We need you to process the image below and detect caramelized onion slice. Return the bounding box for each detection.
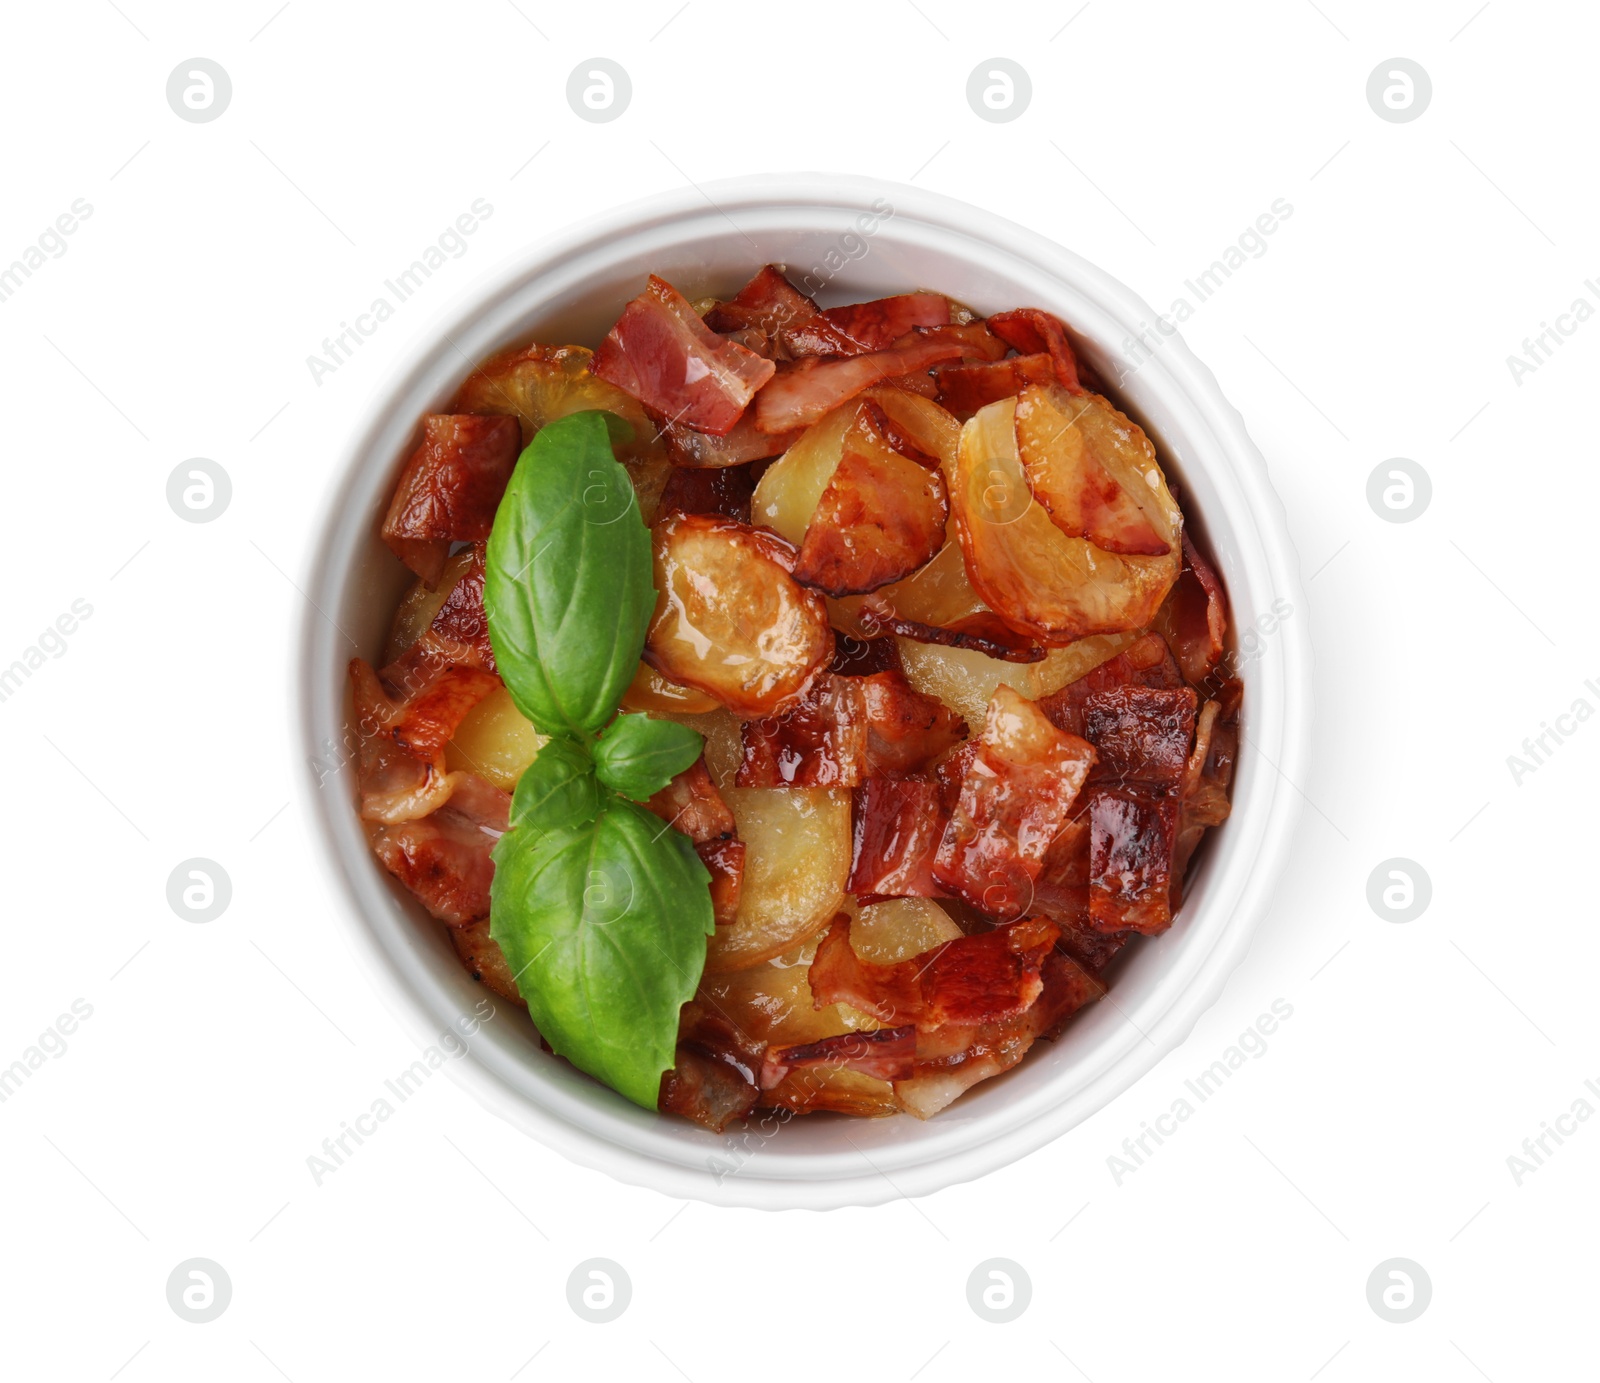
[1015,384,1173,556]
[450,342,656,451]
[951,397,1182,643]
[645,514,834,717]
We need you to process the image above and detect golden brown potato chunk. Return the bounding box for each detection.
[645,514,834,717]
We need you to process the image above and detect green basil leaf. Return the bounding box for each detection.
[593,714,704,802]
[489,798,714,1109]
[484,411,653,738]
[508,738,600,832]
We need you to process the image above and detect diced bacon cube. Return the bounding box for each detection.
[932,685,1097,919]
[1087,787,1180,934]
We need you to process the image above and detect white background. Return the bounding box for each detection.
[1,0,1594,1378]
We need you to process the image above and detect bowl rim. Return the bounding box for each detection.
[295,172,1312,1209]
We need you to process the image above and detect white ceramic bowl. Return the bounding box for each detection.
[297,173,1311,1210]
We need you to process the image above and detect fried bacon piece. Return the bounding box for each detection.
[861,670,967,777]
[645,514,834,716]
[855,600,1047,664]
[847,775,947,900]
[893,951,1104,1118]
[388,666,502,761]
[1038,632,1182,738]
[1082,684,1198,788]
[658,1003,762,1133]
[380,414,521,586]
[759,1025,916,1089]
[830,631,904,677]
[792,406,948,596]
[895,321,1010,362]
[737,667,964,789]
[934,352,1055,416]
[985,308,1084,393]
[450,918,525,1005]
[785,292,951,357]
[660,412,804,468]
[809,912,1059,1031]
[737,673,867,788]
[1087,787,1180,934]
[702,264,819,343]
[1155,532,1229,684]
[1015,383,1172,557]
[1170,699,1235,905]
[371,771,509,926]
[379,545,500,704]
[657,462,756,523]
[932,685,1097,919]
[647,759,745,926]
[349,658,456,822]
[593,275,776,436]
[754,338,968,434]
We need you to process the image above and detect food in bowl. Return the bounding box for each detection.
[346,265,1240,1131]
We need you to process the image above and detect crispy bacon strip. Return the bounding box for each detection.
[371,771,509,925]
[380,415,521,586]
[792,409,948,596]
[1156,532,1229,683]
[830,631,904,677]
[809,913,1060,1031]
[1082,684,1198,788]
[759,1025,916,1089]
[593,275,776,436]
[1038,632,1181,738]
[737,674,867,788]
[389,666,502,761]
[647,759,745,926]
[703,264,818,342]
[659,1003,762,1133]
[657,463,756,524]
[861,670,967,777]
[847,775,947,901]
[1170,699,1235,904]
[854,597,1047,664]
[660,411,803,468]
[895,321,1010,362]
[932,686,1097,919]
[349,658,455,822]
[754,338,967,434]
[379,545,500,708]
[934,352,1055,416]
[785,293,951,357]
[985,308,1084,393]
[893,951,1104,1118]
[1087,787,1180,934]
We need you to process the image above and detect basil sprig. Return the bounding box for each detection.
[484,412,713,1109]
